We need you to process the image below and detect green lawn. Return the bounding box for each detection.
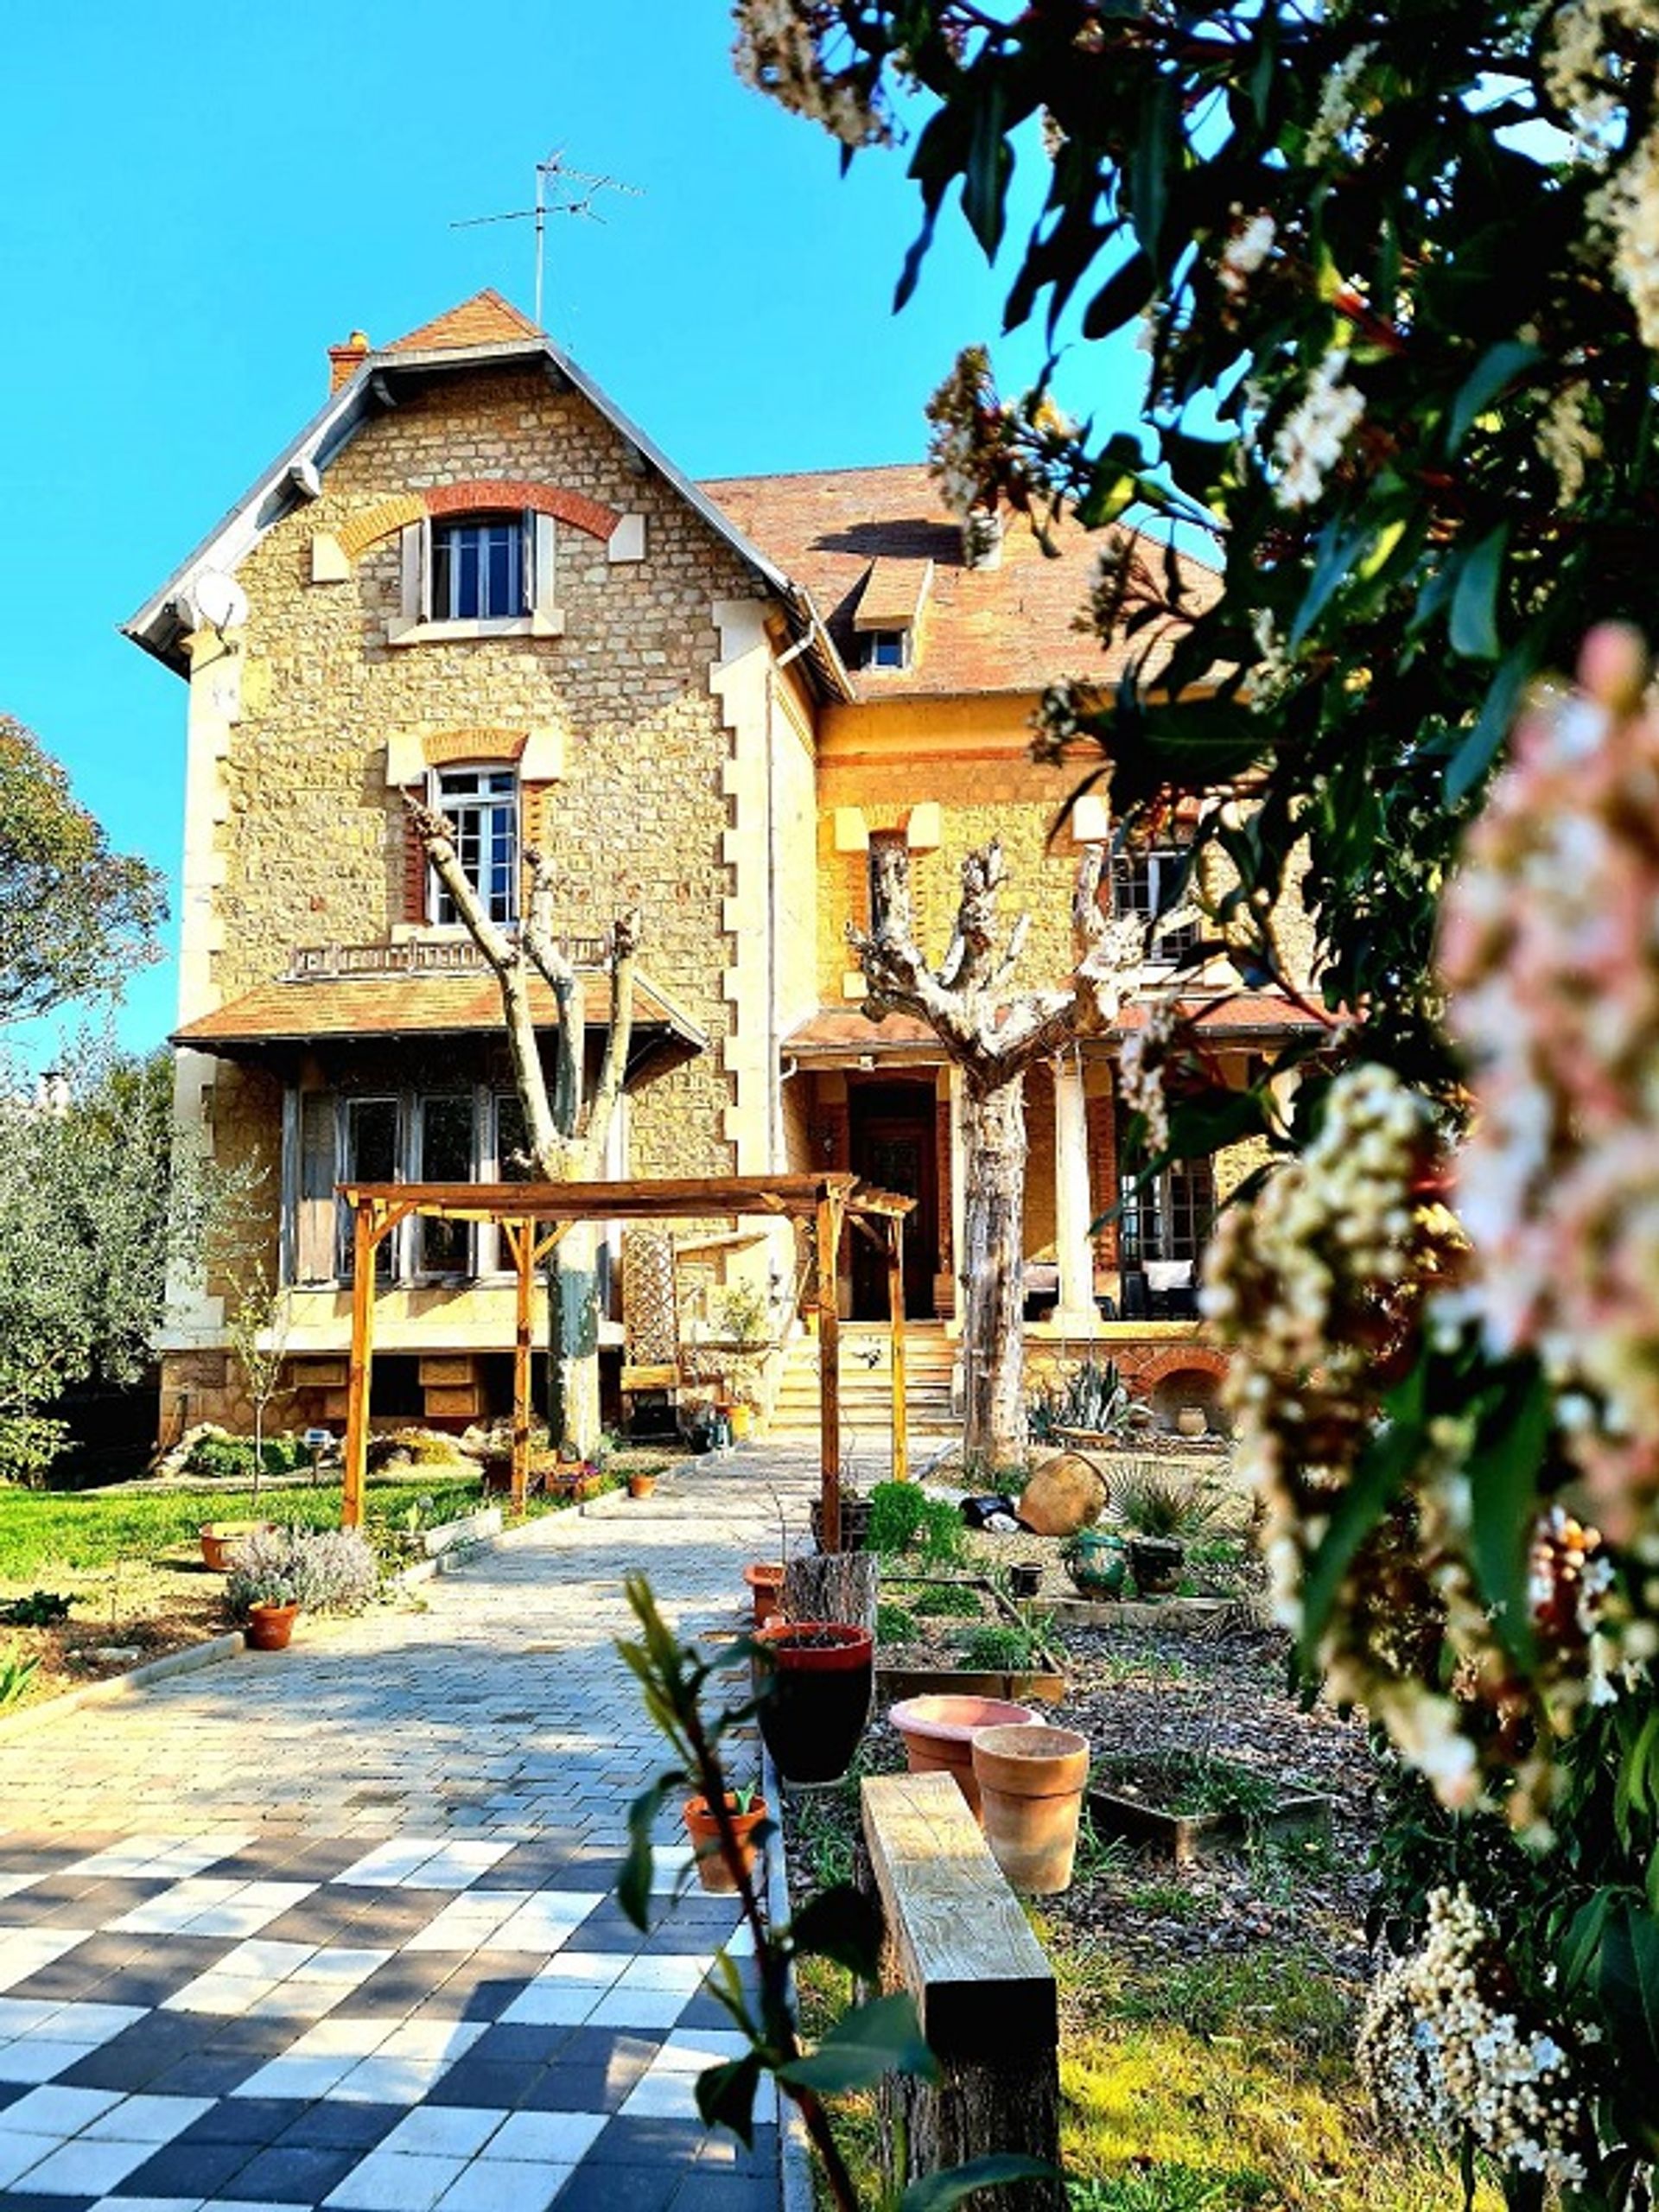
[0,1476,496,1580]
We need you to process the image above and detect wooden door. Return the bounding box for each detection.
[850,1091,937,1318]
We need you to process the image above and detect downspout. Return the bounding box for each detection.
[769,629,816,1173]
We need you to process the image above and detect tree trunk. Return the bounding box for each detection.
[784,1552,878,1632]
[546,1221,601,1456]
[959,1077,1027,1473]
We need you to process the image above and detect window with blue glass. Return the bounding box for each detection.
[430,516,527,620]
[432,766,519,925]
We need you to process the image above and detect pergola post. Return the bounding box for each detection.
[887,1215,908,1483]
[817,1190,845,1554]
[507,1220,534,1516]
[342,1201,377,1531]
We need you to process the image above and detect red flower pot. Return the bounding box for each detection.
[245,1602,299,1651]
[683,1791,770,1893]
[754,1620,874,1787]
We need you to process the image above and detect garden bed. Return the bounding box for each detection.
[1088,1747,1331,1865]
[875,1573,1065,1701]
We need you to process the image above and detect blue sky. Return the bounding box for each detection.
[0,1,1140,1067]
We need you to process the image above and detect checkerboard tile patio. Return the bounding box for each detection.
[0,1452,817,2212]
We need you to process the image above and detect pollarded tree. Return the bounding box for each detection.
[407,798,637,1455]
[850,833,1141,1470]
[0,716,166,1023]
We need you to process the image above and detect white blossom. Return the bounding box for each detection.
[1271,348,1366,509]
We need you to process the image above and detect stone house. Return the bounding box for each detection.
[126,290,1318,1440]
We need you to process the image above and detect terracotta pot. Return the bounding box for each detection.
[741,1563,785,1628]
[683,1791,770,1893]
[754,1620,874,1786]
[1175,1405,1209,1440]
[889,1694,1039,1816]
[627,1472,658,1500]
[971,1723,1090,1894]
[200,1521,272,1573]
[245,1601,299,1652]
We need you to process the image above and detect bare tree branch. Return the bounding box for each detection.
[520,847,583,1140]
[588,908,640,1160]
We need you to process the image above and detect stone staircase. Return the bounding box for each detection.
[764,1321,960,1444]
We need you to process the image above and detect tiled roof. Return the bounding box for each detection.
[697,464,1217,700]
[175,971,702,1052]
[388,289,543,353]
[785,993,1322,1058]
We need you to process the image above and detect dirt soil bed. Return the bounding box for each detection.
[0,1559,230,1708]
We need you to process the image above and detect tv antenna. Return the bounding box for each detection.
[452,149,641,334]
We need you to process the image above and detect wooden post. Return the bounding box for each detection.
[508,1220,533,1516]
[817,1191,843,1554]
[342,1200,376,1531]
[861,1772,1062,2212]
[887,1215,908,1484]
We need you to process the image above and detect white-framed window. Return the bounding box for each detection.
[1118,1155,1216,1268]
[1113,846,1203,963]
[339,1095,400,1281]
[430,517,528,620]
[415,1093,477,1276]
[862,628,910,671]
[432,766,519,926]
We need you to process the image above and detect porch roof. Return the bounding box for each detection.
[783,991,1327,1065]
[173,967,708,1070]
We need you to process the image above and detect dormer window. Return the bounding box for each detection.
[431,516,528,620]
[863,629,910,671]
[853,556,932,675]
[1113,845,1203,963]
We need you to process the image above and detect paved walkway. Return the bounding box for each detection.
[0,1452,820,2212]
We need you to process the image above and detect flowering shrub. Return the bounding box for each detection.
[225,1527,379,1621]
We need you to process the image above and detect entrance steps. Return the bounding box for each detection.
[764,1322,960,1443]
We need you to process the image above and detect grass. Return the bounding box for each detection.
[0,1474,544,1580]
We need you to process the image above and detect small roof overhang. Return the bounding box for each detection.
[783,992,1327,1068]
[173,967,708,1083]
[123,329,853,702]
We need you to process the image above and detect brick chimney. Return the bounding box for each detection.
[327,329,372,394]
[962,503,1004,570]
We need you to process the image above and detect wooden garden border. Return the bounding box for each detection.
[335,1172,915,1548]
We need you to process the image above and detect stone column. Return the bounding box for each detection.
[949,1068,966,1328]
[1052,1058,1100,1335]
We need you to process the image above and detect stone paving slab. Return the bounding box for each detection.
[0,1452,819,2212]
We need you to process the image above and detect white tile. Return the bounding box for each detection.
[403,1897,524,1954]
[162,1974,276,2018]
[486,2109,607,2164]
[612,1954,712,1993]
[434,2159,575,2212]
[336,1840,448,1889]
[324,2148,468,2210]
[0,2000,60,2037]
[653,2030,754,2070]
[214,1939,316,1978]
[585,1987,690,2030]
[374,2020,486,2064]
[0,1875,41,1904]
[721,1922,757,1958]
[329,2056,456,2105]
[0,2133,68,2188]
[256,1980,340,2022]
[377,2107,509,2158]
[518,1951,625,1986]
[47,2003,146,2044]
[87,2196,207,2212]
[619,2072,701,2122]
[0,1929,93,1988]
[490,1895,604,1951]
[232,2054,355,2101]
[498,1982,608,2028]
[13,2133,159,2195]
[1,2083,124,2134]
[301,1947,392,1985]
[80,2094,214,2145]
[649,1845,696,1893]
[0,2039,99,2085]
[280,2017,391,2061]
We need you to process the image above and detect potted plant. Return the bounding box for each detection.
[1109,1465,1234,1599]
[239,1576,300,1651]
[741,1560,785,1626]
[970,1721,1091,1894]
[627,1469,658,1500]
[683,1782,770,1892]
[199,1519,274,1573]
[753,1618,874,1785]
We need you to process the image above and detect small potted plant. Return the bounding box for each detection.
[682,1781,770,1892]
[1110,1465,1232,1599]
[200,1519,274,1573]
[238,1574,300,1651]
[627,1468,658,1500]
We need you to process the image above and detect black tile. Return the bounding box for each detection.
[404,1971,531,2024]
[207,2012,306,2058]
[257,1898,376,1946]
[348,1956,463,2012]
[0,2084,26,2113]
[229,2142,361,2201]
[696,2124,779,2177]
[116,2135,257,2196]
[521,2063,636,2113]
[177,2094,315,2144]
[3,1956,128,2003]
[57,2015,216,2092]
[0,2195,99,2212]
[425,2058,544,2109]
[669,2174,779,2212]
[556,2028,662,2071]
[460,2023,572,2068]
[587,2116,715,2166]
[559,2158,684,2212]
[142,2051,275,2098]
[271,2097,404,2152]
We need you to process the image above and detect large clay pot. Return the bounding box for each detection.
[742,1562,785,1627]
[889,1694,1039,1816]
[972,1723,1090,1895]
[683,1791,770,1894]
[1064,1528,1129,1600]
[1175,1404,1209,1440]
[245,1602,299,1652]
[200,1521,272,1573]
[754,1621,874,1787]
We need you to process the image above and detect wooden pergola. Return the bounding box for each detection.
[335,1172,917,1550]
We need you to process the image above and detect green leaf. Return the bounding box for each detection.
[1446,642,1538,803]
[1465,1360,1548,1669]
[619,1774,675,1932]
[1448,524,1508,660]
[1594,1900,1659,2076]
[1288,517,1379,652]
[962,78,1010,259]
[696,2050,764,2145]
[1080,249,1155,340]
[786,1884,884,1978]
[900,2156,1059,2212]
[1447,340,1544,454]
[776,1990,938,2097]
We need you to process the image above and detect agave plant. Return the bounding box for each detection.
[1027,1356,1131,1443]
[1107,1465,1236,1541]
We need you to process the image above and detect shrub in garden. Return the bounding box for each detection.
[225,1527,379,1619]
[867,1479,966,1567]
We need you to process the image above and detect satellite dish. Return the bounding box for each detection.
[191,569,250,633]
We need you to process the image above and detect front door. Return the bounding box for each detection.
[849,1084,938,1319]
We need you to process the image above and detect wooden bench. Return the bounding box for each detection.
[860,1771,1062,2212]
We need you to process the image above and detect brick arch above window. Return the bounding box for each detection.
[385,727,564,786]
[330,482,623,568]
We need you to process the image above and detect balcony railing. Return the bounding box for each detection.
[286,936,611,982]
